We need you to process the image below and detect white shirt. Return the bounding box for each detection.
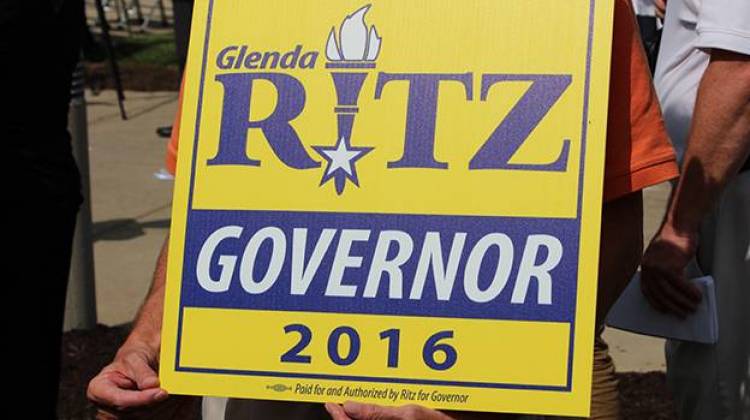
[633,0,657,16]
[654,0,750,162]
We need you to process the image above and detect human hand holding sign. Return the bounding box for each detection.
[86,340,167,417]
[325,402,456,420]
[87,240,199,419]
[324,401,512,420]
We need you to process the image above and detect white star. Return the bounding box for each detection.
[322,137,363,176]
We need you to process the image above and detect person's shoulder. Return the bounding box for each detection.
[696,0,750,56]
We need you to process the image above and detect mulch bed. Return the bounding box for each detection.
[59,325,677,419]
[85,62,181,92]
[60,325,131,419]
[619,372,677,419]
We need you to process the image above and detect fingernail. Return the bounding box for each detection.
[153,389,168,401]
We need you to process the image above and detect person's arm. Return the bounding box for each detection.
[87,236,198,416]
[597,191,644,323]
[654,0,666,19]
[126,237,169,356]
[642,49,750,316]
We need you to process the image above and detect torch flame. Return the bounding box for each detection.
[325,5,381,62]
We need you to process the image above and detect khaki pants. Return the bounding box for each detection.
[589,332,620,419]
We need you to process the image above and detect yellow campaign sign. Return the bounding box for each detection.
[161,0,613,416]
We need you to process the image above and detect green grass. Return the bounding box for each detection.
[88,32,178,67]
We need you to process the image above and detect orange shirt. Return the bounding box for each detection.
[165,76,183,177]
[603,0,678,201]
[166,0,677,202]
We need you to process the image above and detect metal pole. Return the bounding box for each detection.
[157,0,168,27]
[117,0,133,35]
[132,0,144,25]
[94,0,128,120]
[111,0,123,26]
[64,62,97,331]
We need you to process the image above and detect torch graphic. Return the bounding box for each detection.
[312,5,380,195]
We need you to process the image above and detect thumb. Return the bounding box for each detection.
[342,401,398,420]
[325,402,353,420]
[123,351,161,390]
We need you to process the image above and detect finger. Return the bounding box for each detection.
[642,270,686,317]
[122,352,161,390]
[399,404,454,420]
[101,370,140,390]
[325,402,354,420]
[95,408,121,420]
[641,265,697,316]
[668,277,703,304]
[88,375,167,409]
[641,273,669,313]
[650,269,700,313]
[650,278,691,318]
[343,401,399,420]
[661,283,698,316]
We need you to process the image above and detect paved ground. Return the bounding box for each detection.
[69,89,672,372]
[70,90,177,329]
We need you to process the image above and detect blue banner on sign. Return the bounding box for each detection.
[180,209,579,323]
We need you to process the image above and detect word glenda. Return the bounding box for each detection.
[216,45,319,70]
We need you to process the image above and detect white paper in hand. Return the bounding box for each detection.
[606,273,718,344]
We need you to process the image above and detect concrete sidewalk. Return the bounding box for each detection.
[79,89,177,328]
[73,89,671,372]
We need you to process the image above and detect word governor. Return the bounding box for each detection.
[195,225,563,305]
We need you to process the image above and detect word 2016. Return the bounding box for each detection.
[281,324,457,371]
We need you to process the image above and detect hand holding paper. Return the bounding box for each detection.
[607,273,718,344]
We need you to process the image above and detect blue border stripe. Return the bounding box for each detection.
[566,0,597,390]
[175,0,216,370]
[176,366,569,391]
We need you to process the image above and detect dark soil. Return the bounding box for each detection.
[59,325,131,419]
[84,62,181,92]
[619,372,678,419]
[59,325,677,419]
